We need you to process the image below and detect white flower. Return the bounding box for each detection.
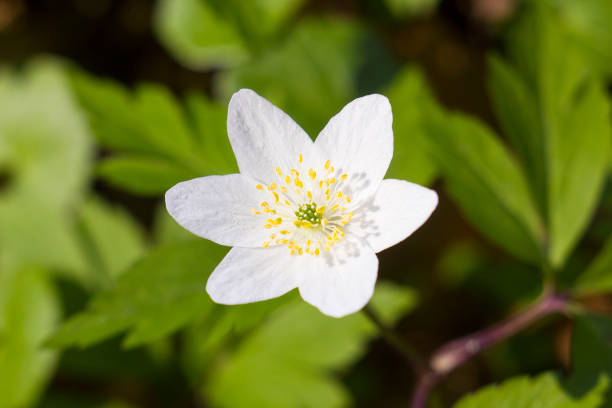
[165,89,438,318]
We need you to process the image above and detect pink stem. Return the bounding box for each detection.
[410,292,569,408]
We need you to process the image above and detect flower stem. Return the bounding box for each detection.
[409,291,569,408]
[363,306,425,372]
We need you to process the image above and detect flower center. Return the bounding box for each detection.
[295,203,323,226]
[251,154,354,256]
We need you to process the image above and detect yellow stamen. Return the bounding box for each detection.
[309,168,316,180]
[266,218,282,225]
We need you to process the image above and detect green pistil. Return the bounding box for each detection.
[295,203,322,226]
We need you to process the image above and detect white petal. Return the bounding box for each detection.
[298,236,378,318]
[206,246,299,304]
[227,89,321,183]
[352,179,438,253]
[165,174,272,247]
[315,94,393,207]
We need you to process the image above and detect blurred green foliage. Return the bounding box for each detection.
[453,372,608,408]
[0,0,611,407]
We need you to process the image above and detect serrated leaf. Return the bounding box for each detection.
[425,110,545,263]
[491,2,611,268]
[454,372,608,408]
[207,282,416,408]
[79,197,147,281]
[0,266,62,408]
[48,240,227,349]
[70,70,232,196]
[68,72,151,153]
[71,72,208,172]
[384,67,438,185]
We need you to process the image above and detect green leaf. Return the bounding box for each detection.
[153,204,198,245]
[0,266,62,408]
[218,17,398,137]
[487,55,546,212]
[71,72,207,169]
[154,0,249,69]
[425,110,545,263]
[207,282,416,408]
[48,240,227,349]
[222,0,307,48]
[68,71,152,153]
[384,67,438,186]
[79,197,147,281]
[453,372,608,408]
[574,237,612,295]
[0,59,91,276]
[0,59,92,208]
[573,314,612,375]
[368,281,419,326]
[70,69,232,196]
[570,314,612,407]
[491,2,612,268]
[0,199,87,278]
[154,0,305,69]
[96,156,201,196]
[185,92,237,174]
[546,81,611,267]
[551,0,612,77]
[133,84,197,158]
